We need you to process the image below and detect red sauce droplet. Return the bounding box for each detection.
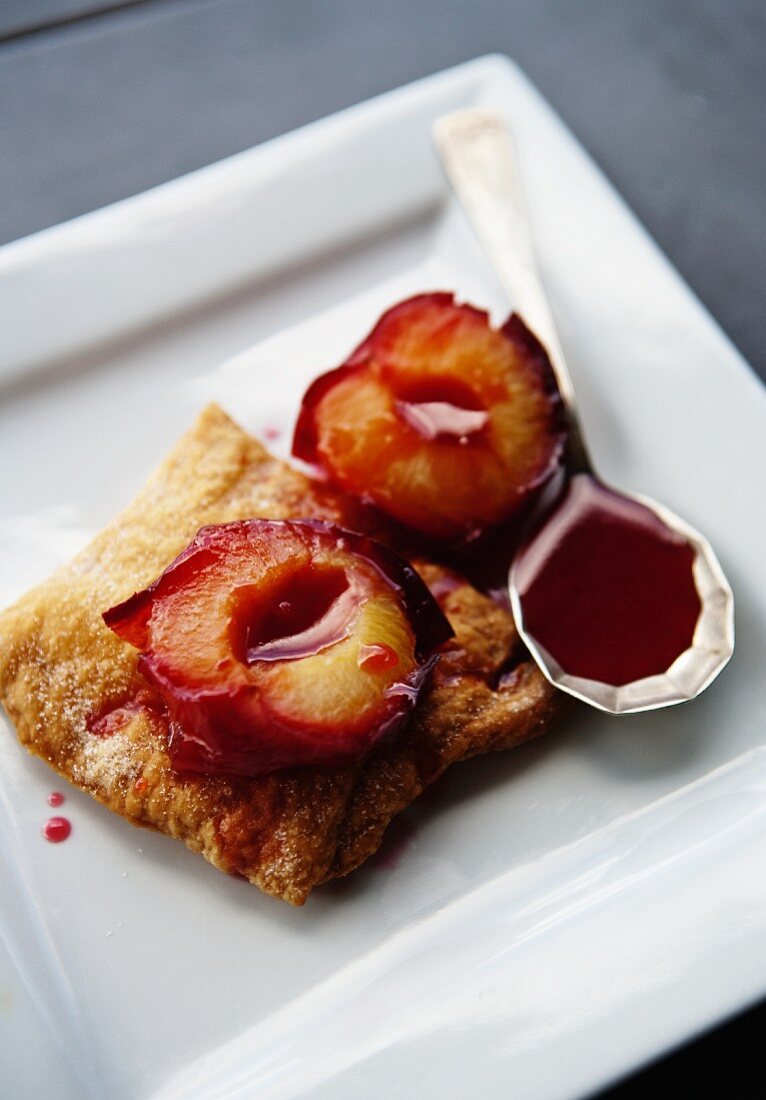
[43,817,71,843]
[47,791,65,807]
[134,776,148,794]
[358,642,400,672]
[263,425,281,442]
[514,474,702,686]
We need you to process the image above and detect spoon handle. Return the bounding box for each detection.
[433,109,591,474]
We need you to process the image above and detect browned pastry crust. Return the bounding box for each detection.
[0,404,570,904]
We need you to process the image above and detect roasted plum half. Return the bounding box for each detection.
[103,519,452,776]
[293,293,566,544]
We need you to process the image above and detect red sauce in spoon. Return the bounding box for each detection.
[513,474,702,686]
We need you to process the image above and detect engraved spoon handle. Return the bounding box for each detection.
[433,109,591,474]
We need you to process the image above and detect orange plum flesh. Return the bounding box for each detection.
[104,520,452,776]
[293,294,565,544]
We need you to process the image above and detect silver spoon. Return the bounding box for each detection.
[433,109,734,714]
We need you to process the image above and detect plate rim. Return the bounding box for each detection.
[1,53,765,1100]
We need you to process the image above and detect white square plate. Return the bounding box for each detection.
[1,56,765,1100]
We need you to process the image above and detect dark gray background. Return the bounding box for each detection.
[1,0,765,380]
[2,3,764,1097]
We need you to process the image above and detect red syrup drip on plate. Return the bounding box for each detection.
[47,791,65,807]
[513,474,702,686]
[43,817,71,843]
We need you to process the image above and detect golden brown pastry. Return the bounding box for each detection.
[0,405,569,904]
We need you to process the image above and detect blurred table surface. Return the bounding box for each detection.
[1,1,764,1097]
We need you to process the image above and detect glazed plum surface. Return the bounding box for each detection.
[293,293,566,543]
[103,519,452,776]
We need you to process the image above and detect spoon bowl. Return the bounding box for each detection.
[433,110,734,714]
[510,474,734,713]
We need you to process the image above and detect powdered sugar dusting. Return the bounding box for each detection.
[74,728,136,790]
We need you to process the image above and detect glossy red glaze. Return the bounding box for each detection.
[396,399,489,442]
[293,293,566,545]
[43,817,71,843]
[104,520,452,777]
[514,474,702,686]
[357,642,400,672]
[394,374,489,443]
[238,565,359,664]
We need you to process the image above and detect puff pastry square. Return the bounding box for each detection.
[0,405,568,904]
